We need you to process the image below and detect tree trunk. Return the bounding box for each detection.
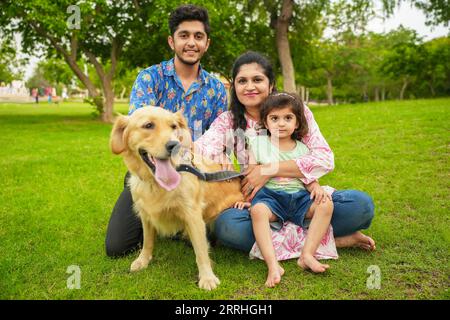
[428,82,436,97]
[101,77,115,123]
[120,86,126,100]
[400,77,409,100]
[297,85,305,101]
[374,87,379,102]
[84,38,121,123]
[381,86,386,101]
[63,54,104,112]
[326,74,333,105]
[275,0,296,93]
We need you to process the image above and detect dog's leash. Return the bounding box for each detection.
[176,164,245,182]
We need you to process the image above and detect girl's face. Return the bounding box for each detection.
[264,106,298,140]
[234,63,273,110]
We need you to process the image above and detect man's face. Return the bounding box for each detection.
[168,20,210,66]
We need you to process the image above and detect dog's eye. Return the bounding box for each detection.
[171,124,177,130]
[143,122,154,129]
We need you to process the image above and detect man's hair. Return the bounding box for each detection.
[169,4,211,36]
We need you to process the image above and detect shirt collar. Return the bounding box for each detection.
[164,58,206,85]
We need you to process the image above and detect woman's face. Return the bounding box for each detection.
[234,63,273,110]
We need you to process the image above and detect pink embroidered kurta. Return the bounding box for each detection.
[194,105,338,260]
[249,222,338,261]
[195,105,334,185]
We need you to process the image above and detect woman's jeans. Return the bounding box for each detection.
[214,190,375,252]
[105,173,374,257]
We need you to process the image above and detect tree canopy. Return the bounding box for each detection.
[0,0,448,120]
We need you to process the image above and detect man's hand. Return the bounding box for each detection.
[306,181,332,204]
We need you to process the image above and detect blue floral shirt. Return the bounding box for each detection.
[129,58,228,140]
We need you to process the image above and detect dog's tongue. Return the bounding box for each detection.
[153,158,181,191]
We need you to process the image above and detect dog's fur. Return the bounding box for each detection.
[110,107,244,290]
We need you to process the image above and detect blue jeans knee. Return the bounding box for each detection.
[213,208,255,252]
[331,190,375,237]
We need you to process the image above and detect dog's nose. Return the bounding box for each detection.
[165,140,180,154]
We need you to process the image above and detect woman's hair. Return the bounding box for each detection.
[259,92,309,140]
[169,4,211,36]
[230,51,276,131]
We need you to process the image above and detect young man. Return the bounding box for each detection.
[105,4,227,257]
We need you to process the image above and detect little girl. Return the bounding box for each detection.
[235,92,334,288]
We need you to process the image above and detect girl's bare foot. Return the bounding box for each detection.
[298,254,330,273]
[265,264,285,288]
[335,231,376,251]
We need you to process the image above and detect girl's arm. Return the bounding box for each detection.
[305,180,332,203]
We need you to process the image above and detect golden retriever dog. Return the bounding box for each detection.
[110,106,244,290]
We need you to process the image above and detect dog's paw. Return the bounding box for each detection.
[130,257,151,272]
[198,274,220,291]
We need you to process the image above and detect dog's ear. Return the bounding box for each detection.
[175,111,188,129]
[110,115,129,154]
[175,111,192,146]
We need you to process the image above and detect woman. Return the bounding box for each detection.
[194,51,376,253]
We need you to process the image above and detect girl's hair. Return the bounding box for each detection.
[230,51,276,131]
[259,92,309,140]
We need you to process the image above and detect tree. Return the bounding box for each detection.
[40,57,75,88]
[26,65,50,90]
[419,36,450,96]
[304,0,375,104]
[0,0,147,121]
[382,0,450,27]
[246,0,326,92]
[0,38,25,83]
[0,0,261,121]
[380,27,423,100]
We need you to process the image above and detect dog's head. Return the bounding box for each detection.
[110,107,191,191]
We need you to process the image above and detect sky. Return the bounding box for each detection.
[21,2,449,81]
[367,1,449,40]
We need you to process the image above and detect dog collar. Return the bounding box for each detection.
[176,164,244,182]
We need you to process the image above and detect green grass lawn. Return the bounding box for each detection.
[0,99,448,300]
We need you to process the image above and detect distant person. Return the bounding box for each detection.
[62,87,69,101]
[31,88,39,104]
[51,87,59,105]
[46,87,52,103]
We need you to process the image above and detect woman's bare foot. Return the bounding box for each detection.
[265,264,285,288]
[335,231,376,250]
[298,254,330,273]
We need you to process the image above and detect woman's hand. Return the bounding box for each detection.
[241,164,272,201]
[233,201,251,210]
[306,181,332,204]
